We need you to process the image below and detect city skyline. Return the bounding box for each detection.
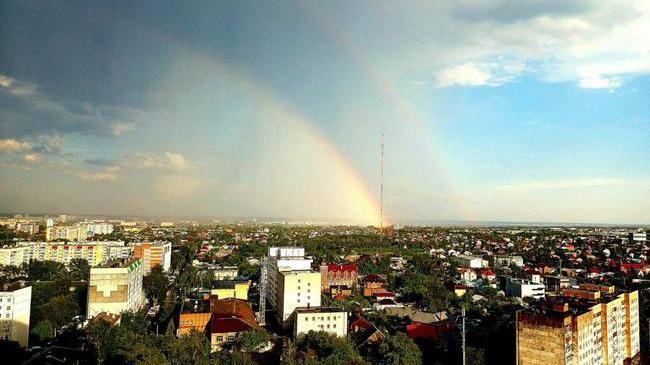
[1,1,649,225]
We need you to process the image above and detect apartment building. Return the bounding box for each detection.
[516,290,640,365]
[45,222,113,242]
[264,247,312,317]
[0,244,31,266]
[0,281,32,347]
[276,270,321,324]
[293,307,348,338]
[31,241,131,266]
[494,255,524,268]
[87,259,145,318]
[133,241,172,274]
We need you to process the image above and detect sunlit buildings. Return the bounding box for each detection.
[276,270,321,324]
[293,307,347,338]
[133,241,172,274]
[516,289,640,365]
[45,222,113,241]
[0,281,32,347]
[87,259,145,318]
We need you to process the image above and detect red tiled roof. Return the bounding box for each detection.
[374,292,395,297]
[365,274,383,282]
[211,317,255,334]
[327,264,358,272]
[350,316,372,331]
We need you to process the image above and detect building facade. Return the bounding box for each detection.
[276,270,321,324]
[0,282,31,347]
[319,264,358,292]
[293,307,348,338]
[87,259,145,318]
[516,290,640,365]
[133,241,172,274]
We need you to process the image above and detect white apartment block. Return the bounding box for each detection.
[0,241,131,267]
[293,307,348,338]
[0,244,32,266]
[87,259,145,318]
[276,270,321,324]
[265,247,313,317]
[45,222,113,242]
[494,255,524,268]
[0,282,32,347]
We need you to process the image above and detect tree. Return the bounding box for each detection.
[296,331,366,365]
[166,331,211,365]
[0,339,29,364]
[235,328,270,352]
[27,260,66,281]
[125,336,169,365]
[143,265,169,304]
[68,258,90,281]
[377,333,422,365]
[31,319,55,340]
[39,294,80,328]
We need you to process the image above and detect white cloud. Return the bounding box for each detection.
[436,64,491,87]
[0,139,32,153]
[79,166,120,183]
[578,74,622,90]
[496,178,625,192]
[131,152,189,171]
[23,153,41,162]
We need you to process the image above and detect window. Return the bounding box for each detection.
[227,336,235,342]
[333,324,336,328]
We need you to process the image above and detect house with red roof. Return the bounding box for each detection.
[320,263,358,292]
[209,298,260,352]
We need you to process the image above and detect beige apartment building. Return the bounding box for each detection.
[516,290,640,365]
[0,281,32,347]
[87,259,145,318]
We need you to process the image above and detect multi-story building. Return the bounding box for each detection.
[502,277,545,300]
[264,247,312,318]
[319,264,358,292]
[87,259,145,318]
[133,241,172,274]
[516,290,640,365]
[30,241,131,266]
[45,222,113,242]
[276,270,321,324]
[0,244,31,266]
[293,307,348,338]
[15,222,39,235]
[0,281,32,347]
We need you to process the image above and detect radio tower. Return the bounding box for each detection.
[379,133,384,248]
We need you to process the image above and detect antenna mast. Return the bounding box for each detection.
[380,133,384,248]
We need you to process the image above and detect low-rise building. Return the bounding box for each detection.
[210,298,259,352]
[319,263,358,292]
[177,295,212,336]
[293,307,348,338]
[502,277,545,300]
[0,281,31,347]
[210,280,250,300]
[452,254,487,269]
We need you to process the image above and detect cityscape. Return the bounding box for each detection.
[1,1,649,365]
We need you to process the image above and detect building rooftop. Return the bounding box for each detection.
[294,306,347,314]
[1,280,28,292]
[181,297,211,314]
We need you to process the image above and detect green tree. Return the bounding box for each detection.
[39,294,80,328]
[27,260,66,281]
[235,328,270,352]
[377,333,422,365]
[68,258,91,281]
[166,331,211,365]
[31,320,54,340]
[143,265,169,304]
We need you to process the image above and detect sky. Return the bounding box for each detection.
[0,0,649,225]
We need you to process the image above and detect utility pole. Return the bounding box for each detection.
[462,307,466,365]
[379,133,384,250]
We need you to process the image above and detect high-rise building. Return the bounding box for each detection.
[133,242,172,274]
[0,281,32,347]
[276,270,321,324]
[516,289,640,365]
[264,247,312,317]
[0,244,31,267]
[87,259,145,318]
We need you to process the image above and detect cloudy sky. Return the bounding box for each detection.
[1,1,649,224]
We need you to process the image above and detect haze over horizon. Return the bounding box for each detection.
[1,1,649,225]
